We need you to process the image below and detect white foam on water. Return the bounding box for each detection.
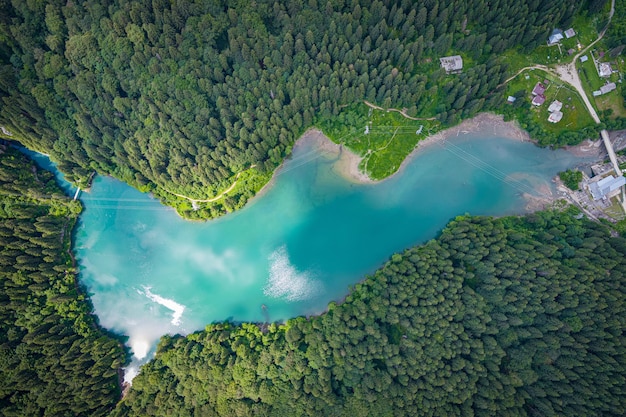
[140,286,186,325]
[264,246,322,302]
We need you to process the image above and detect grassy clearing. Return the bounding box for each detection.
[578,54,605,90]
[504,68,595,134]
[596,91,626,118]
[501,12,604,71]
[605,197,626,220]
[318,103,440,180]
[577,46,626,119]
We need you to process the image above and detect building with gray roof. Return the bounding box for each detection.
[439,55,463,74]
[589,175,626,200]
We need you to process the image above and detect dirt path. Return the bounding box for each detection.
[499,64,554,87]
[500,0,615,125]
[363,100,437,121]
[553,0,615,124]
[163,165,256,203]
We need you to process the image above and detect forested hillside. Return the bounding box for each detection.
[0,145,125,416]
[0,0,585,218]
[114,209,626,416]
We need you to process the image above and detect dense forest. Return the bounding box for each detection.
[0,0,589,219]
[114,208,626,416]
[0,145,125,416]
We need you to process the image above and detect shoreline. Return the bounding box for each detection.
[296,113,560,185]
[294,128,374,184]
[291,113,609,213]
[233,112,609,212]
[309,113,539,185]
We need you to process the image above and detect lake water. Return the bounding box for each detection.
[22,132,592,380]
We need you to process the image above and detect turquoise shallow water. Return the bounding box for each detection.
[21,133,592,379]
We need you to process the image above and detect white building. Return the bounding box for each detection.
[598,62,612,78]
[548,29,564,45]
[548,111,563,123]
[548,100,562,113]
[589,175,626,200]
[439,55,463,74]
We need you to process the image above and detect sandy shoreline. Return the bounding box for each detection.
[293,128,374,184]
[256,112,607,211]
[296,112,607,185]
[296,113,537,185]
[292,112,613,215]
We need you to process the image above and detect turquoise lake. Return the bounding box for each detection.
[24,132,593,380]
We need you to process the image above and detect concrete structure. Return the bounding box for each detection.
[548,110,563,123]
[548,29,564,44]
[601,129,621,176]
[580,55,588,62]
[564,28,576,38]
[532,95,546,106]
[598,62,612,77]
[548,100,562,112]
[531,82,546,96]
[589,175,626,200]
[439,55,463,74]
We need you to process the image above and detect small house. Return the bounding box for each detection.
[532,82,546,96]
[439,55,463,74]
[507,96,517,103]
[548,29,564,45]
[532,95,546,106]
[548,110,563,123]
[600,82,617,94]
[580,55,588,63]
[564,28,576,38]
[598,62,612,77]
[548,100,563,112]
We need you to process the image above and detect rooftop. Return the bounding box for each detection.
[439,55,463,73]
[600,82,617,94]
[548,29,564,45]
[532,95,545,106]
[564,28,576,38]
[548,110,563,123]
[589,175,626,200]
[598,62,612,78]
[532,82,546,96]
[548,100,562,113]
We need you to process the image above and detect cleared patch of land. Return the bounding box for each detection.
[318,102,440,180]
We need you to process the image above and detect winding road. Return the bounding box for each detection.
[551,0,621,179]
[503,0,619,175]
[501,0,624,212]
